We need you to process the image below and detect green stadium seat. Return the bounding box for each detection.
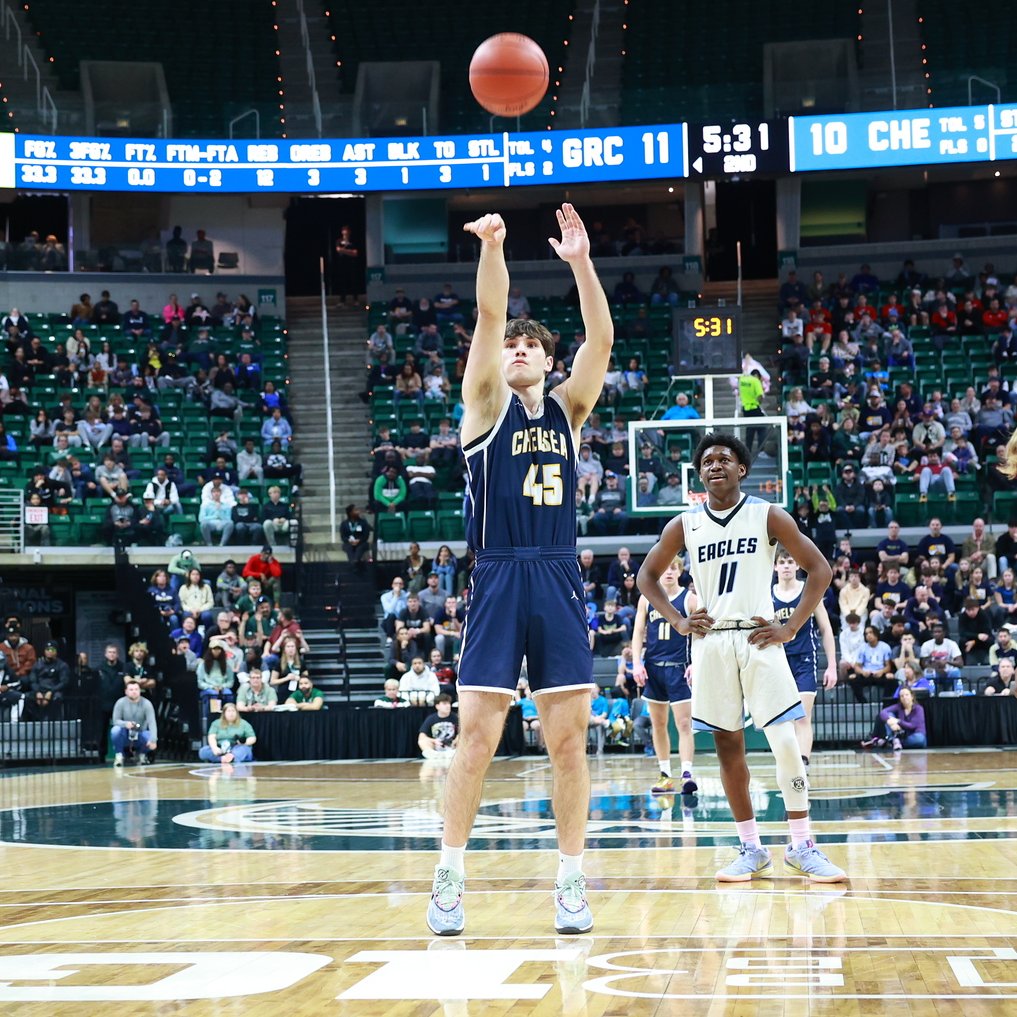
[406,510,437,541]
[437,510,464,541]
[376,513,408,542]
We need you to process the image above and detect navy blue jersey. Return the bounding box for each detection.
[463,391,578,551]
[772,583,818,665]
[644,588,690,666]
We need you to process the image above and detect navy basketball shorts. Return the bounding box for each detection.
[457,547,594,695]
[642,661,691,705]
[787,654,818,695]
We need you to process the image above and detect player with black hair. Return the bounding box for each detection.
[638,432,846,882]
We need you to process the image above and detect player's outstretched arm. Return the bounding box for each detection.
[631,597,649,684]
[461,213,509,420]
[551,203,614,426]
[638,518,714,637]
[749,506,833,649]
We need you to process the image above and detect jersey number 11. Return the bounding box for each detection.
[717,561,738,596]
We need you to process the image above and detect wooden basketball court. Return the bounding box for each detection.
[2,749,1017,1014]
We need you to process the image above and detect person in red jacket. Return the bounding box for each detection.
[242,545,282,606]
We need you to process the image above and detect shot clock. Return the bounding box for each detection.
[672,306,743,376]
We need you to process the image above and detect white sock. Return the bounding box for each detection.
[657,758,672,777]
[735,818,761,848]
[680,760,693,776]
[557,852,584,882]
[439,842,465,875]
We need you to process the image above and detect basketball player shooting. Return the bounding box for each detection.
[426,204,613,935]
[637,433,847,882]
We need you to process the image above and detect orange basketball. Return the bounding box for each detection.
[469,33,549,118]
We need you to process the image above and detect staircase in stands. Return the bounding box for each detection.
[296,560,386,704]
[284,297,373,556]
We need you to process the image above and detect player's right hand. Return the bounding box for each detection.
[632,664,647,687]
[463,213,506,245]
[680,609,715,637]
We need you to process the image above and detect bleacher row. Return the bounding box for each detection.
[783,311,1017,526]
[367,296,689,544]
[2,313,294,547]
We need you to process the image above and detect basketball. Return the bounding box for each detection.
[468,33,549,118]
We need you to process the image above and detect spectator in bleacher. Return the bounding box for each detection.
[236,668,276,712]
[374,677,410,709]
[177,566,216,629]
[830,463,865,529]
[592,600,628,657]
[148,569,179,629]
[984,657,1017,697]
[778,270,808,312]
[647,266,679,307]
[997,522,1017,574]
[388,288,414,335]
[259,407,293,450]
[917,450,955,504]
[428,544,457,597]
[415,324,444,360]
[433,283,464,326]
[399,655,440,707]
[77,411,112,454]
[367,322,394,364]
[428,417,460,473]
[200,472,236,510]
[422,361,451,406]
[959,597,994,665]
[659,391,698,421]
[243,598,276,655]
[903,584,945,638]
[433,595,465,662]
[0,421,18,464]
[781,308,804,344]
[920,622,964,679]
[838,568,871,623]
[386,628,415,681]
[242,545,282,605]
[188,230,214,274]
[372,464,407,515]
[214,560,246,614]
[101,490,137,547]
[236,438,263,482]
[850,263,879,294]
[417,570,444,617]
[959,517,996,579]
[196,639,236,705]
[199,488,234,547]
[339,503,372,566]
[230,489,262,545]
[122,299,150,339]
[286,673,324,711]
[589,472,628,536]
[612,271,643,306]
[164,228,188,272]
[991,627,1017,669]
[261,485,291,547]
[392,360,424,410]
[92,290,119,326]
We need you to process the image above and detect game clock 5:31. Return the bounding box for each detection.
[672,306,743,376]
[686,120,789,176]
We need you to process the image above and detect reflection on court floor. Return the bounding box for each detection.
[2,751,1017,1014]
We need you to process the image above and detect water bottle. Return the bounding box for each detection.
[927,674,937,697]
[954,677,964,696]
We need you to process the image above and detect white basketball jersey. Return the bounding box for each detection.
[682,495,776,624]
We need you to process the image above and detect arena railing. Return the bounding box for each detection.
[0,489,24,553]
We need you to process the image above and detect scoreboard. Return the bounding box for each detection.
[3,103,1017,193]
[0,124,684,193]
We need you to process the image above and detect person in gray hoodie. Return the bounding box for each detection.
[110,679,158,766]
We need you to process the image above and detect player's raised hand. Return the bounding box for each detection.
[548,202,590,263]
[748,616,793,648]
[463,212,506,245]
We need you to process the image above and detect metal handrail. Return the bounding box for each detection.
[228,108,261,139]
[578,0,601,128]
[1,0,58,131]
[968,75,1001,105]
[295,0,323,137]
[0,488,23,553]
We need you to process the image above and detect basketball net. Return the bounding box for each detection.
[685,491,708,506]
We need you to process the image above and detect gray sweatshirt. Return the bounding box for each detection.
[111,695,158,740]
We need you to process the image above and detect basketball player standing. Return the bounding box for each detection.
[772,548,838,771]
[427,205,613,935]
[638,433,846,882]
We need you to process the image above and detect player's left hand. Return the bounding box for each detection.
[747,617,794,649]
[548,203,590,263]
[822,664,838,690]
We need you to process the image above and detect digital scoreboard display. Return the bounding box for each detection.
[3,103,1017,194]
[789,103,1017,172]
[672,306,743,376]
[3,124,685,193]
